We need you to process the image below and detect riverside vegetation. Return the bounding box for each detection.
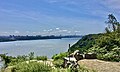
[70,14,120,62]
[0,52,93,72]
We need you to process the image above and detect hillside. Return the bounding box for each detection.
[70,33,103,52]
[69,14,120,62]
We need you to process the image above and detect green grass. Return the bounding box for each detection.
[11,62,52,72]
[4,61,95,72]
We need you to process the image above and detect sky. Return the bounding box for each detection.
[0,0,120,36]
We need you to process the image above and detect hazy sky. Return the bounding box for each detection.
[0,0,120,35]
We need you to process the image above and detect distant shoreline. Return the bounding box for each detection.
[0,35,82,42]
[0,38,61,43]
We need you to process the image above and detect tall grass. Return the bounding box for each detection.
[10,61,95,72]
[11,62,52,72]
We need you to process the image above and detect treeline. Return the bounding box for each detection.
[69,14,120,62]
[0,35,82,42]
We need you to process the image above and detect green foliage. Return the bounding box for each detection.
[105,27,111,33]
[70,33,103,53]
[0,54,94,72]
[53,59,64,68]
[28,52,35,60]
[69,14,120,62]
[87,46,107,54]
[11,62,52,72]
[17,55,28,61]
[106,14,117,32]
[70,32,120,62]
[11,61,94,72]
[0,52,49,67]
[0,54,14,67]
[8,55,29,66]
[36,56,47,61]
[52,52,68,60]
[8,52,35,66]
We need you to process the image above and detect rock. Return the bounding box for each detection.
[85,53,97,59]
[63,57,77,68]
[73,50,83,61]
[74,54,83,61]
[73,50,80,55]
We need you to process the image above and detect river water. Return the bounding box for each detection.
[0,38,80,58]
[0,38,80,69]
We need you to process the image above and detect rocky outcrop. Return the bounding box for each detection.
[63,50,97,68]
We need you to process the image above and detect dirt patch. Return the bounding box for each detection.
[78,59,120,72]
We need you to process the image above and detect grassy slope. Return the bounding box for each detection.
[70,32,120,62]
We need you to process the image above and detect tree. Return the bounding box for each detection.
[105,27,110,33]
[105,14,119,32]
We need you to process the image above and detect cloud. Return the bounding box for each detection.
[26,31,30,33]
[92,0,120,21]
[1,0,113,35]
[62,30,67,32]
[48,29,53,32]
[75,31,80,33]
[47,0,58,3]
[4,32,8,34]
[67,31,71,33]
[56,28,60,30]
[41,28,72,35]
[102,0,120,9]
[33,32,36,34]
[0,8,43,22]
[100,0,120,14]
[14,30,19,34]
[43,30,47,32]
[45,0,78,6]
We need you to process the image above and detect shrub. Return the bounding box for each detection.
[0,54,13,67]
[97,51,120,62]
[28,52,35,60]
[17,55,28,61]
[36,56,47,61]
[52,52,68,60]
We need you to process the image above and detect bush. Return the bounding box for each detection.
[36,56,47,61]
[97,51,120,62]
[52,52,68,60]
[28,52,35,60]
[0,54,14,67]
[97,54,104,60]
[17,55,28,61]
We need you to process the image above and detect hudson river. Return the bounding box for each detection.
[0,38,80,58]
